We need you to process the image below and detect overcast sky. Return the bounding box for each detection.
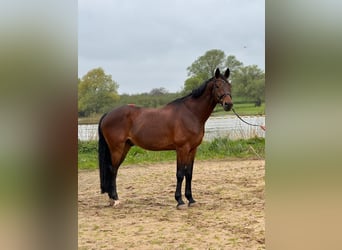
[78,0,264,94]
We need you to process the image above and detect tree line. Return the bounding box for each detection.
[78,49,264,117]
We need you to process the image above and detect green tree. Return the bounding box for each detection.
[78,67,119,116]
[187,49,226,79]
[233,65,265,105]
[225,55,243,81]
[149,87,168,96]
[183,75,206,94]
[184,49,226,94]
[183,50,264,105]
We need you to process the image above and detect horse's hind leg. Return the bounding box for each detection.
[108,142,131,206]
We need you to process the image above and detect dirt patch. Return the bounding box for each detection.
[78,160,265,249]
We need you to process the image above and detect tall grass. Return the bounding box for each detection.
[78,137,265,170]
[197,137,265,159]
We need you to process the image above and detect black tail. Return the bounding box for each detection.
[98,113,112,194]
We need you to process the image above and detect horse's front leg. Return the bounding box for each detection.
[175,163,186,209]
[185,162,196,206]
[175,147,197,209]
[185,149,197,206]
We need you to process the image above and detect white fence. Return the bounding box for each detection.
[204,116,265,141]
[78,115,265,141]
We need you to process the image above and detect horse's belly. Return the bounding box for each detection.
[133,140,176,151]
[130,128,175,151]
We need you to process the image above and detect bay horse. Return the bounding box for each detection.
[98,68,233,209]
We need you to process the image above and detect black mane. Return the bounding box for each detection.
[167,77,213,105]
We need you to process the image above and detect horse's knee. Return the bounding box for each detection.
[176,172,185,183]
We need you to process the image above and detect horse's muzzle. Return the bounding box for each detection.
[219,93,233,111]
[223,102,233,111]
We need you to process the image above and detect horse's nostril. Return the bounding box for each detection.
[224,103,233,111]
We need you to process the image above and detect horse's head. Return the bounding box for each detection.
[212,68,233,111]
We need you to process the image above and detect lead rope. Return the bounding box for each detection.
[232,108,266,131]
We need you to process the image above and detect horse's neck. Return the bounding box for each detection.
[184,87,217,123]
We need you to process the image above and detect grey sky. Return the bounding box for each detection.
[78,0,264,94]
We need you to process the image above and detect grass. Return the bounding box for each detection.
[78,137,265,170]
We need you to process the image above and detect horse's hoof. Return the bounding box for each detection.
[188,201,198,207]
[109,199,114,206]
[113,200,121,207]
[176,203,187,210]
[109,199,121,207]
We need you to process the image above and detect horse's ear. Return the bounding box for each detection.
[224,68,230,78]
[215,68,220,78]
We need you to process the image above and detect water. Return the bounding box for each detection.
[78,115,265,141]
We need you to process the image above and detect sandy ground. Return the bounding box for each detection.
[78,160,265,249]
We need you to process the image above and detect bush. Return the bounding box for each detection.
[78,140,97,153]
